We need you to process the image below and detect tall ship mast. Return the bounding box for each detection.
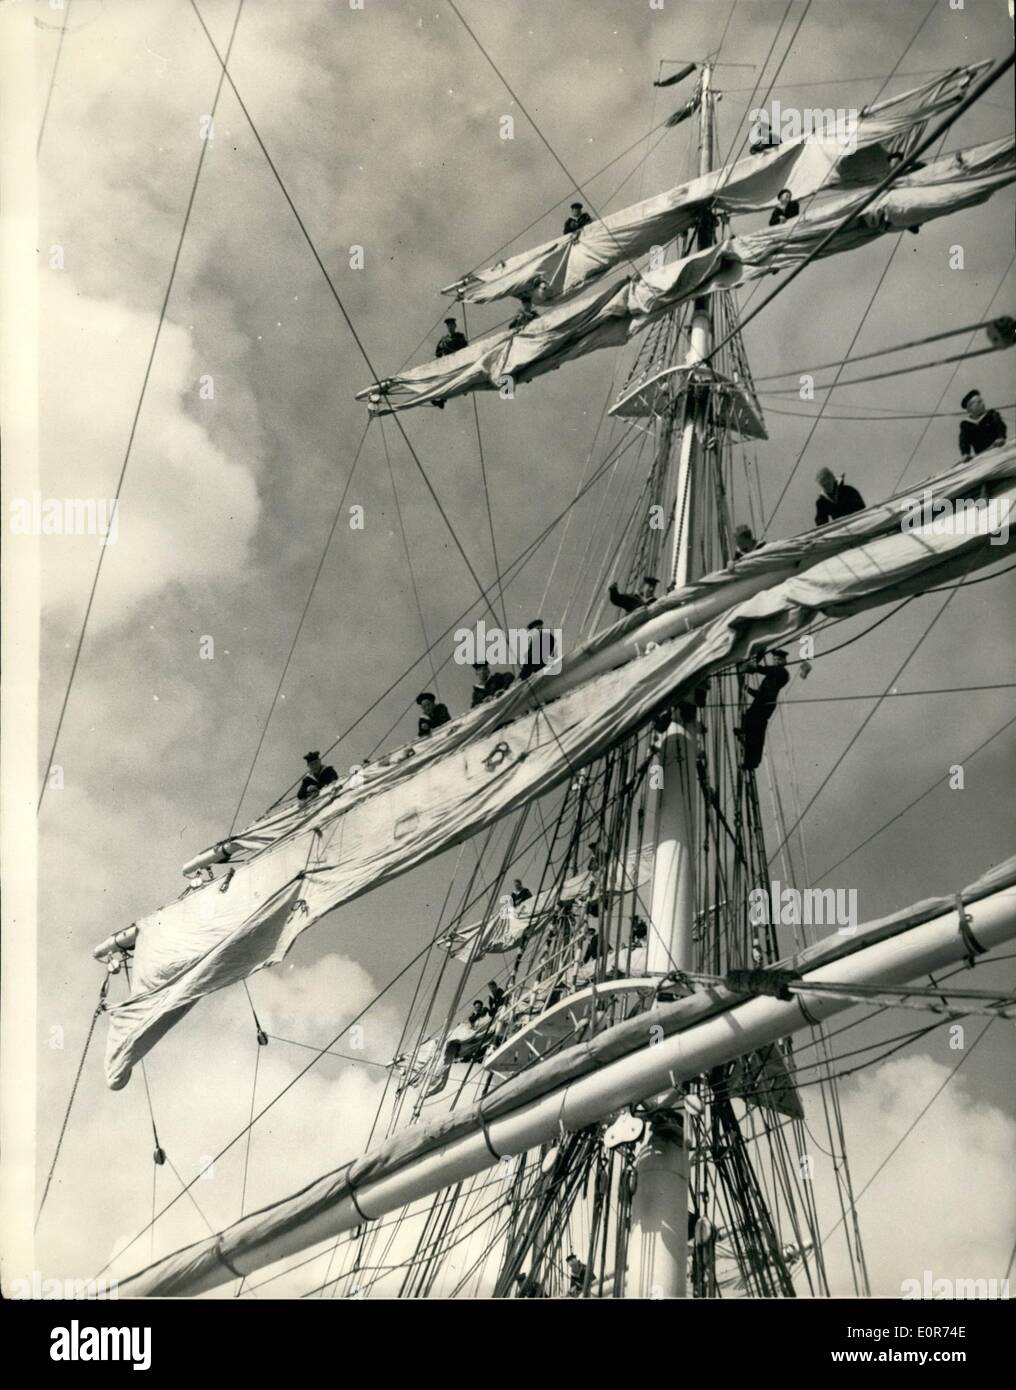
[27,3,1016,1303]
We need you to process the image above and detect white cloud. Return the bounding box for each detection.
[38,273,261,630]
[810,1056,1016,1296]
[252,951,402,1059]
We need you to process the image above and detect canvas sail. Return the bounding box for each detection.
[115,855,1016,1296]
[358,137,1014,415]
[102,447,1015,1088]
[447,66,987,307]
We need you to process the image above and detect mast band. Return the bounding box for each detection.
[479,1117,501,1162]
[347,1180,370,1225]
[955,894,987,962]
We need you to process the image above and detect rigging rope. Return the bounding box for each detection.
[36,0,74,156]
[188,1,503,635]
[35,975,109,1229]
[228,418,370,832]
[37,0,247,814]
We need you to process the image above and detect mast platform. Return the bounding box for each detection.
[609,362,768,439]
[483,978,660,1081]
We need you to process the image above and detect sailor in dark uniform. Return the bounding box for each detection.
[748,117,782,155]
[958,389,1007,459]
[566,1253,587,1296]
[510,878,533,908]
[563,202,593,234]
[519,617,556,680]
[509,295,539,331]
[608,574,658,613]
[815,468,865,525]
[416,691,451,738]
[297,751,339,801]
[733,524,758,558]
[435,318,468,357]
[738,650,790,772]
[471,661,515,707]
[768,189,800,225]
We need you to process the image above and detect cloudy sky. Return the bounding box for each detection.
[19,0,1015,1296]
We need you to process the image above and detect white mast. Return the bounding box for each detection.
[629,60,714,1299]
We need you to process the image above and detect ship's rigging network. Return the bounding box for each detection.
[34,0,1016,1301]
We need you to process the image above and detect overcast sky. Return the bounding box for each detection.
[27,0,1015,1295]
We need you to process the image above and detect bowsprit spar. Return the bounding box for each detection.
[85,34,1016,1299]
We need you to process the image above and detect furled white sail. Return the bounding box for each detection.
[101,447,1015,1089]
[357,137,1014,415]
[115,856,1016,1296]
[447,66,986,306]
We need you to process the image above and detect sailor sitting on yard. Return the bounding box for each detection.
[509,295,539,331]
[563,201,593,234]
[958,388,1007,459]
[416,691,451,738]
[471,660,515,707]
[297,751,339,801]
[768,188,800,225]
[733,523,759,558]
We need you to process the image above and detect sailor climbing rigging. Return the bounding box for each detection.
[738,650,790,772]
[733,524,758,558]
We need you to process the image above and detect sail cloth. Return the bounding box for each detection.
[118,854,1016,1296]
[102,447,1016,1089]
[360,137,1015,415]
[438,846,656,963]
[443,66,986,307]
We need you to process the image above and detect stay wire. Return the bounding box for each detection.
[94,931,453,1280]
[228,417,370,834]
[37,0,74,156]
[767,571,968,866]
[188,0,500,633]
[817,1022,992,1251]
[37,0,247,815]
[35,974,109,1229]
[461,303,509,634]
